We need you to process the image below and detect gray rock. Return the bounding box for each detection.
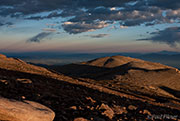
[0,97,55,121]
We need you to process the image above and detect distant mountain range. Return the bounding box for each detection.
[1,50,180,68]
[136,53,180,69]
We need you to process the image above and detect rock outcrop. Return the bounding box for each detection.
[0,54,6,58]
[98,103,114,119]
[0,97,55,121]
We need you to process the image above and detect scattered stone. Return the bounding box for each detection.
[74,117,89,121]
[70,106,77,110]
[175,69,180,73]
[112,105,128,114]
[37,94,41,97]
[78,106,83,110]
[0,97,55,121]
[124,117,128,120]
[90,106,94,110]
[86,97,96,103]
[128,105,137,111]
[21,96,26,100]
[98,103,114,119]
[16,78,32,84]
[117,119,123,121]
[148,86,156,90]
[0,80,8,84]
[0,80,7,83]
[143,109,151,115]
[86,105,91,109]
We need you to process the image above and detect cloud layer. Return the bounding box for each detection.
[27,32,53,42]
[62,21,109,34]
[1,0,180,46]
[1,0,180,29]
[139,27,180,47]
[85,34,109,38]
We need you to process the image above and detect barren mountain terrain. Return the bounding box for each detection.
[0,54,180,121]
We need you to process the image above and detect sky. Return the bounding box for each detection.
[0,0,180,53]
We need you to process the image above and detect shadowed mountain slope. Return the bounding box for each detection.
[51,55,180,100]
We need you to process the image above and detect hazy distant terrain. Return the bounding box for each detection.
[138,54,180,69]
[2,51,180,69]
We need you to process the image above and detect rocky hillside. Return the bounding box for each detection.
[0,54,54,76]
[51,55,180,111]
[82,55,174,69]
[0,54,180,121]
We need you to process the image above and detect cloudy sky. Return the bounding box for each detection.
[0,0,180,53]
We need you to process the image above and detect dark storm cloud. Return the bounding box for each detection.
[26,11,62,20]
[1,0,180,18]
[1,0,180,34]
[0,22,14,27]
[62,21,109,34]
[0,0,133,16]
[0,23,4,26]
[5,22,13,26]
[61,6,164,33]
[147,0,180,10]
[138,27,180,47]
[27,32,53,42]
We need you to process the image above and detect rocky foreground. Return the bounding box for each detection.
[0,54,179,121]
[0,97,55,121]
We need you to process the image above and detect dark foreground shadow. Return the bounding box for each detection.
[0,68,179,121]
[159,86,180,98]
[50,63,171,80]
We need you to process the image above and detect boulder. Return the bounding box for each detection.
[98,103,114,119]
[0,97,55,121]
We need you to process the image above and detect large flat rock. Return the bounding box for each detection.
[0,97,55,121]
